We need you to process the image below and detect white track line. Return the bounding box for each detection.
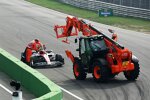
[0,84,84,100]
[59,86,84,100]
[0,84,12,94]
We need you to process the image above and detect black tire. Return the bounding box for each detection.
[21,52,26,63]
[108,67,118,79]
[124,61,140,81]
[30,59,35,68]
[92,60,109,82]
[109,73,117,79]
[21,57,25,63]
[55,54,64,64]
[73,58,86,80]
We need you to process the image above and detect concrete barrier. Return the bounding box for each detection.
[0,48,62,100]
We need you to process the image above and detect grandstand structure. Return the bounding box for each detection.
[97,0,150,9]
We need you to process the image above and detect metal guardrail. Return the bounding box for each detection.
[59,0,150,19]
[96,0,150,10]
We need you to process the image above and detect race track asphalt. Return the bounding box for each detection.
[0,71,35,100]
[0,0,150,100]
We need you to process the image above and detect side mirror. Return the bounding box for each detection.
[108,29,118,42]
[76,48,79,51]
[43,45,46,50]
[75,38,78,43]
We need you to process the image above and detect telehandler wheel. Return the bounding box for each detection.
[92,61,109,82]
[73,58,86,80]
[124,61,140,81]
[109,73,117,79]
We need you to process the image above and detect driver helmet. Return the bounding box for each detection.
[34,39,39,43]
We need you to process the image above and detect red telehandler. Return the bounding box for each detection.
[54,16,140,82]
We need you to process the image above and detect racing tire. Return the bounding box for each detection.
[73,58,86,80]
[92,60,109,82]
[55,54,64,64]
[124,61,140,81]
[30,59,35,68]
[21,57,25,63]
[21,52,26,63]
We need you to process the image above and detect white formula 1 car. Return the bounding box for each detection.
[21,49,64,68]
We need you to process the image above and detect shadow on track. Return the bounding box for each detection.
[32,65,64,69]
[59,77,135,90]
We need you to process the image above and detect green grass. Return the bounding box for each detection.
[27,0,150,33]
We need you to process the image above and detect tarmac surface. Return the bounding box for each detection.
[0,0,150,100]
[0,71,11,100]
[0,71,35,100]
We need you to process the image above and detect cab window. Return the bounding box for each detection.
[80,39,85,54]
[90,39,107,52]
